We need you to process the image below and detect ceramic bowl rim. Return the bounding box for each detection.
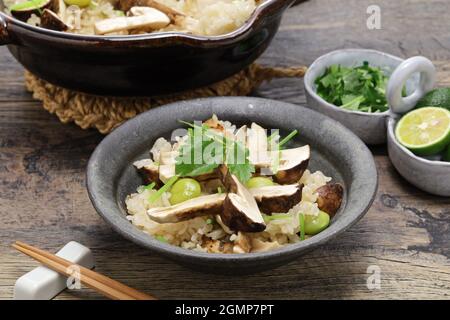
[387,117,450,168]
[86,97,378,264]
[304,48,405,118]
[0,0,290,45]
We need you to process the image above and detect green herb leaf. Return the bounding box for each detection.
[175,123,221,177]
[226,140,255,183]
[315,62,389,113]
[176,119,255,184]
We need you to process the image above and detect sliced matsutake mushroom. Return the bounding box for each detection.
[159,164,176,183]
[147,193,226,223]
[134,159,160,185]
[250,184,303,214]
[272,145,310,184]
[118,0,185,21]
[94,8,170,35]
[10,0,55,21]
[235,125,247,145]
[159,150,178,165]
[202,178,225,194]
[247,123,271,168]
[220,168,266,233]
[40,9,68,31]
[316,183,344,217]
[215,215,233,234]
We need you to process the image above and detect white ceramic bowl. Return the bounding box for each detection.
[305,48,450,197]
[387,117,450,196]
[304,49,433,145]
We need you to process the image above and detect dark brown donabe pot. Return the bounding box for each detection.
[0,0,299,96]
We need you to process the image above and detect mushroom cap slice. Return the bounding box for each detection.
[134,159,160,185]
[147,193,226,223]
[250,184,303,214]
[94,8,170,35]
[273,145,310,184]
[220,171,266,233]
[247,123,271,167]
[316,183,344,217]
[40,9,68,31]
[223,194,266,233]
[234,125,247,145]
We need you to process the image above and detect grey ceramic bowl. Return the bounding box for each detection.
[387,117,450,196]
[304,49,425,145]
[87,97,378,273]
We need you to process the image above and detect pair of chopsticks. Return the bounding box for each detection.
[13,241,155,300]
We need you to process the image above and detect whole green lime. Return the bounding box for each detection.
[416,88,450,111]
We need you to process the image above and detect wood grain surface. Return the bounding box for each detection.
[1,0,450,300]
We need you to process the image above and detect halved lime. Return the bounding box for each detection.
[395,107,450,156]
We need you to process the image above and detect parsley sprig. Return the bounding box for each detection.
[315,61,389,113]
[175,121,255,183]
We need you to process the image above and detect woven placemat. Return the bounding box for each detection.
[25,64,307,134]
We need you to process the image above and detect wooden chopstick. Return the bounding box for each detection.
[13,241,156,300]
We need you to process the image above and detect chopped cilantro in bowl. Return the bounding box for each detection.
[314,61,389,113]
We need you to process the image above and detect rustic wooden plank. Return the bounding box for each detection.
[1,0,450,300]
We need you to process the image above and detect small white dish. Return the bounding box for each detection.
[304,49,434,145]
[305,48,450,196]
[386,117,450,196]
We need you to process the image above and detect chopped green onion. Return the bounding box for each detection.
[263,213,292,223]
[206,218,213,225]
[267,129,280,144]
[299,213,305,240]
[279,130,298,148]
[217,186,222,194]
[144,182,156,190]
[155,235,168,243]
[148,175,179,204]
[178,119,195,127]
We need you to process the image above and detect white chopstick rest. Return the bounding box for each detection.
[13,241,95,300]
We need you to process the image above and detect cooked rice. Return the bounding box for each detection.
[126,168,331,253]
[125,116,335,254]
[5,0,260,36]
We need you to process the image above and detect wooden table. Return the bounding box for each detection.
[1,0,450,300]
